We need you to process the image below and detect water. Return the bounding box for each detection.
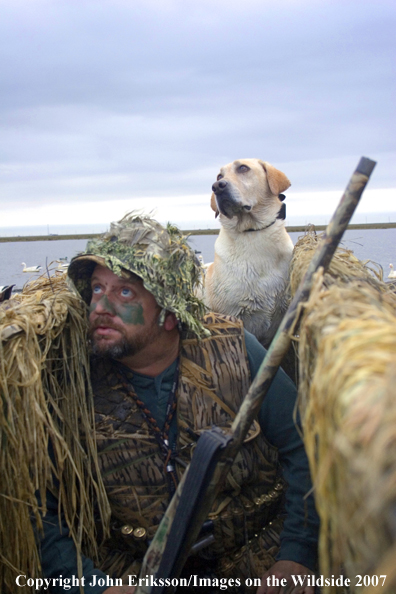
[0,239,88,290]
[1,229,395,290]
[189,228,396,279]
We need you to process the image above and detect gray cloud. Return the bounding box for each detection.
[0,0,395,213]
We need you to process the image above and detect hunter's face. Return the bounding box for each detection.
[88,264,162,360]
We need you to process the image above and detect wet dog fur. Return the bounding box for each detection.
[204,158,294,349]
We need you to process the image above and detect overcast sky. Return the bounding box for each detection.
[0,0,395,230]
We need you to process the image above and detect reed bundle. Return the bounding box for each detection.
[289,227,385,296]
[290,231,396,593]
[0,271,110,593]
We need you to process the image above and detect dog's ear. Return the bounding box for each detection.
[210,192,219,218]
[259,161,291,195]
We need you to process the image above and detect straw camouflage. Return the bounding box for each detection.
[68,212,209,338]
[290,230,396,587]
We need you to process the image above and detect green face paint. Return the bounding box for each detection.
[89,295,145,325]
[89,294,117,316]
[116,302,145,325]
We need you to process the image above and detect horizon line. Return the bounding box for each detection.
[1,221,396,243]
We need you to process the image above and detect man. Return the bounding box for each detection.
[39,213,318,594]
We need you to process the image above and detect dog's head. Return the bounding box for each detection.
[210,159,291,231]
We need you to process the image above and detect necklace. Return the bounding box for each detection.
[116,360,180,497]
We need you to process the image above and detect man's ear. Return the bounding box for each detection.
[210,192,219,218]
[259,161,291,195]
[164,311,178,331]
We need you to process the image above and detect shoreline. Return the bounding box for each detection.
[0,222,395,243]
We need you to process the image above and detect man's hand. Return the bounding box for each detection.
[103,586,136,594]
[257,560,315,594]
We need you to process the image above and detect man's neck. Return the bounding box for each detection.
[120,330,180,376]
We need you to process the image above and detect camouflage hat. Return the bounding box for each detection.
[67,212,208,338]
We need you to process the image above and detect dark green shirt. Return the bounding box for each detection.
[38,330,319,593]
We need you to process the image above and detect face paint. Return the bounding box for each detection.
[89,294,117,316]
[89,294,145,325]
[115,302,145,325]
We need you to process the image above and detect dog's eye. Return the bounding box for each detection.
[239,165,250,173]
[217,174,223,180]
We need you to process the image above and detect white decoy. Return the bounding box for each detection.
[388,263,396,279]
[21,262,42,272]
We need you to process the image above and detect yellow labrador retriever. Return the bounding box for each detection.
[204,158,293,348]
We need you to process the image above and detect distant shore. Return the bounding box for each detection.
[0,221,395,242]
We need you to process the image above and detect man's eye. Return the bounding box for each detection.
[92,285,102,294]
[121,288,133,298]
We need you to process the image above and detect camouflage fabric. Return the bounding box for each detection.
[178,313,286,562]
[67,212,208,338]
[90,313,286,585]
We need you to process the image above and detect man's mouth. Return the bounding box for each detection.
[94,326,120,337]
[91,319,123,338]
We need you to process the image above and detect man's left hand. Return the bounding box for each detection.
[257,560,315,594]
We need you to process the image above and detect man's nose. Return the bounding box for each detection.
[93,294,117,316]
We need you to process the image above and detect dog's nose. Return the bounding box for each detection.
[212,179,228,193]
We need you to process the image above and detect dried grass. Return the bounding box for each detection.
[0,270,110,593]
[289,227,385,296]
[290,230,396,593]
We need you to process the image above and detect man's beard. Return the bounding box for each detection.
[89,317,161,360]
[90,334,138,360]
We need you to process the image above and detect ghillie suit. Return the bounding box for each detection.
[0,272,110,593]
[68,212,209,339]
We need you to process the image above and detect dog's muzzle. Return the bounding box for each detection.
[212,180,251,219]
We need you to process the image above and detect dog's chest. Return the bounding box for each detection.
[216,231,291,279]
[220,265,284,307]
[213,255,289,309]
[209,229,292,315]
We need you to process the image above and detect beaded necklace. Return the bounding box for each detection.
[116,360,180,497]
